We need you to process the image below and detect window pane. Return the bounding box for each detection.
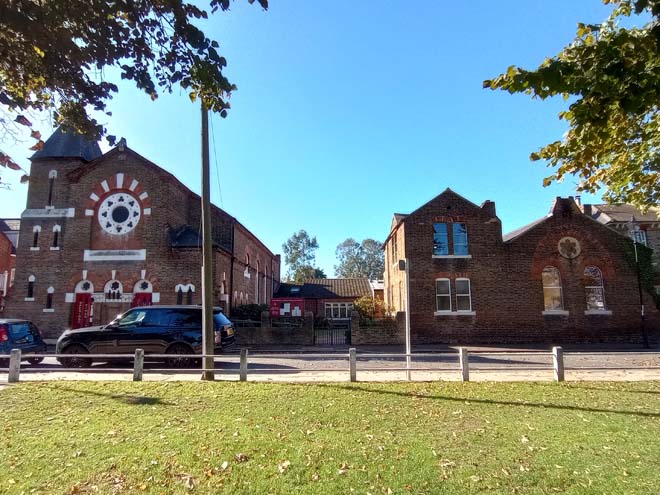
[436,279,450,295]
[436,295,451,311]
[542,267,561,287]
[453,223,468,255]
[584,266,603,287]
[543,288,563,311]
[433,223,448,255]
[325,305,332,317]
[455,279,470,296]
[586,288,606,310]
[456,295,471,311]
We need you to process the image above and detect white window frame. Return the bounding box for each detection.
[325,302,354,319]
[434,278,452,314]
[541,266,567,314]
[452,223,469,256]
[584,266,609,314]
[455,277,472,312]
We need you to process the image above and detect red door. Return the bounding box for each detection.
[72,293,93,329]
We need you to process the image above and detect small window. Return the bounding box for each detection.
[584,266,606,310]
[27,275,35,298]
[455,278,472,311]
[453,223,469,255]
[186,287,193,305]
[176,288,183,305]
[32,225,41,248]
[435,279,451,312]
[52,225,61,248]
[433,223,448,255]
[46,286,54,309]
[631,230,647,246]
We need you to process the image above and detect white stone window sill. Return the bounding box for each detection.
[30,247,39,251]
[434,311,476,316]
[542,310,569,316]
[45,205,55,210]
[50,246,60,251]
[24,297,35,302]
[432,255,472,259]
[584,309,613,316]
[42,308,55,313]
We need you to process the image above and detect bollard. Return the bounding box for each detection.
[239,348,248,382]
[133,348,144,382]
[552,346,564,382]
[8,349,21,383]
[349,347,357,382]
[459,347,469,382]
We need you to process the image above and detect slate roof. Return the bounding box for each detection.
[0,218,20,253]
[590,204,660,223]
[31,126,102,162]
[274,278,373,299]
[502,216,550,243]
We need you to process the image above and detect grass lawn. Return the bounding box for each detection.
[1,381,659,494]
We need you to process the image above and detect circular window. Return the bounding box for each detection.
[97,192,141,235]
[558,237,581,259]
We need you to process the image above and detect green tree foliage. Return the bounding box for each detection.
[282,230,322,282]
[0,0,267,186]
[484,0,660,210]
[335,238,384,280]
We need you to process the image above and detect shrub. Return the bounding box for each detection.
[231,304,269,321]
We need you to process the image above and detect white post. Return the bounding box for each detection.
[8,349,21,383]
[459,347,469,382]
[552,346,564,382]
[349,347,357,382]
[133,348,144,382]
[240,348,248,382]
[399,258,412,381]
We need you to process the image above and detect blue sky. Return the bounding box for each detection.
[2,1,624,276]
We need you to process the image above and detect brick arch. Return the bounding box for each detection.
[84,172,152,212]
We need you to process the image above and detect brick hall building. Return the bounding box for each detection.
[5,128,280,339]
[384,189,659,345]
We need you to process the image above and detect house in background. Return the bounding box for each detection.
[384,188,658,345]
[0,218,19,309]
[272,278,375,319]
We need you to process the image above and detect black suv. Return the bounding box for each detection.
[55,306,235,368]
[1,319,48,365]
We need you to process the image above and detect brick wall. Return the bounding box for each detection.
[235,311,314,346]
[351,311,406,346]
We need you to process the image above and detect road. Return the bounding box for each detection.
[3,349,660,382]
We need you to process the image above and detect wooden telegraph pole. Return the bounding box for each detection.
[201,102,215,380]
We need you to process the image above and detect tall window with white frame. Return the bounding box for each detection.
[45,286,54,309]
[47,170,57,207]
[52,225,61,249]
[27,275,35,299]
[32,225,41,249]
[433,223,449,255]
[584,266,606,311]
[435,278,451,312]
[455,278,472,311]
[542,266,564,311]
[453,223,469,255]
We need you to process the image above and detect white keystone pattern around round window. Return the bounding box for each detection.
[97,192,141,235]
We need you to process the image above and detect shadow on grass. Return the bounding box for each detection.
[329,384,660,418]
[42,384,173,406]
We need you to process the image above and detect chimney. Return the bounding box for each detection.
[582,204,592,217]
[481,200,497,218]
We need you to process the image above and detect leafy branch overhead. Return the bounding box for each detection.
[484,0,660,210]
[0,0,268,145]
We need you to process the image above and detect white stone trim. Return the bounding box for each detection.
[33,225,41,233]
[28,275,36,282]
[152,293,161,303]
[24,297,35,302]
[30,246,40,251]
[101,180,110,192]
[143,208,151,215]
[85,209,94,216]
[175,283,195,293]
[83,249,147,261]
[65,293,75,303]
[584,309,613,316]
[432,255,472,259]
[116,173,124,188]
[22,208,75,218]
[48,169,58,179]
[139,191,148,200]
[89,192,100,202]
[42,308,55,313]
[129,179,139,191]
[49,246,60,251]
[542,310,569,316]
[52,224,61,232]
[434,311,476,316]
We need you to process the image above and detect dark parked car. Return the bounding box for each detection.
[0,319,48,366]
[55,306,235,368]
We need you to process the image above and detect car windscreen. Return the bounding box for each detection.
[213,312,231,328]
[9,323,35,343]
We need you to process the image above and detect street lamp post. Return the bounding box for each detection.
[628,217,650,349]
[398,258,411,380]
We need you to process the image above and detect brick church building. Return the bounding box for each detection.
[384,189,659,344]
[5,128,280,340]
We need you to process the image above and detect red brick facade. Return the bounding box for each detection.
[384,189,659,344]
[5,137,280,339]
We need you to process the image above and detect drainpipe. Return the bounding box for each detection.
[229,218,236,315]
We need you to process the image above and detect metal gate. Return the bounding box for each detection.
[315,319,351,346]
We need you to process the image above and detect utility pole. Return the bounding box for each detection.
[632,241,650,349]
[201,102,215,380]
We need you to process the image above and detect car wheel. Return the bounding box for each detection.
[59,344,92,368]
[27,357,44,366]
[165,343,197,369]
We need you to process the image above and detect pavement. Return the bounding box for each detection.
[2,346,659,383]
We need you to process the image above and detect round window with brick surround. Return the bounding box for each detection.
[558,237,581,259]
[97,192,141,235]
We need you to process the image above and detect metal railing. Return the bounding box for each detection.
[2,347,659,383]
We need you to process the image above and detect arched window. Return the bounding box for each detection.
[46,286,54,309]
[176,287,183,305]
[32,225,41,249]
[584,266,606,311]
[47,169,57,207]
[74,280,94,293]
[174,283,194,305]
[104,280,123,300]
[27,275,36,299]
[542,266,563,311]
[52,225,61,249]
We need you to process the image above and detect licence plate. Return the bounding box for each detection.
[226,327,234,336]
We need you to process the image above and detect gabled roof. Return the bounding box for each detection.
[588,204,660,223]
[502,216,550,242]
[274,278,372,299]
[31,126,102,162]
